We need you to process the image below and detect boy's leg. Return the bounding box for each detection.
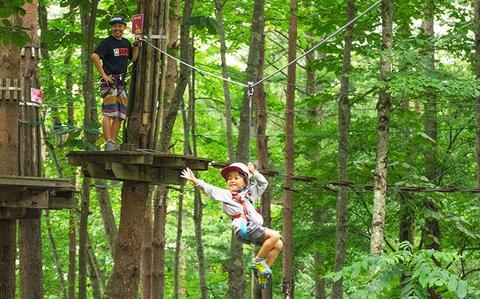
[256,229,280,259]
[265,239,283,266]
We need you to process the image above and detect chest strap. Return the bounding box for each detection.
[229,192,252,221]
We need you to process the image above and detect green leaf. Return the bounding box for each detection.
[456,280,467,299]
[447,277,457,292]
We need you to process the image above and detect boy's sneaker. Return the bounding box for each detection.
[104,140,117,151]
[255,272,270,289]
[249,259,272,277]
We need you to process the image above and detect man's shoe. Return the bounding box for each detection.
[104,140,116,151]
[249,259,272,277]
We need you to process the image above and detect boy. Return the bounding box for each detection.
[91,16,139,151]
[181,162,283,288]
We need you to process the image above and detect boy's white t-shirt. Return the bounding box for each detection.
[196,171,268,234]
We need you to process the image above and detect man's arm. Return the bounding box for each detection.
[91,53,114,84]
[131,43,139,62]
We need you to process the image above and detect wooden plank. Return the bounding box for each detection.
[0,79,4,99]
[49,196,77,209]
[0,190,49,208]
[5,78,10,100]
[0,175,73,189]
[67,151,153,166]
[0,208,41,219]
[152,154,210,170]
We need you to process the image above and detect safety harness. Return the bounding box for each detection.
[229,191,253,221]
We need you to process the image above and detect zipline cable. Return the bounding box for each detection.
[252,0,383,87]
[140,38,248,88]
[140,0,382,90]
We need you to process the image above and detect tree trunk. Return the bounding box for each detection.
[0,12,21,294]
[283,1,297,298]
[95,180,118,257]
[79,178,90,299]
[232,0,265,296]
[215,0,235,161]
[333,1,355,298]
[46,211,68,299]
[166,0,179,104]
[475,0,480,215]
[151,186,168,298]
[174,190,186,299]
[159,0,194,151]
[370,0,393,255]
[104,182,149,298]
[189,63,208,299]
[69,210,76,299]
[141,196,153,299]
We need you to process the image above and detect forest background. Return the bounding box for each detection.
[2,0,480,298]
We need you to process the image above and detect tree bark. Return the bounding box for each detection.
[370,0,393,255]
[283,0,297,298]
[141,195,153,299]
[69,210,76,299]
[475,0,480,215]
[189,63,208,299]
[232,0,265,296]
[215,0,235,161]
[174,190,186,299]
[151,186,168,298]
[46,211,68,299]
[333,1,355,298]
[95,179,118,257]
[79,178,90,299]
[159,0,194,151]
[104,182,149,298]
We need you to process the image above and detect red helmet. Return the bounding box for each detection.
[221,162,251,181]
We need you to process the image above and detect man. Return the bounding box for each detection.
[91,15,139,151]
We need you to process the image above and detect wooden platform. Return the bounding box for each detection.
[0,176,76,219]
[67,150,210,184]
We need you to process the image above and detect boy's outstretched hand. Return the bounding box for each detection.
[181,167,199,185]
[247,162,256,175]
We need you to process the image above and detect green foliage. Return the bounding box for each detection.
[330,242,480,298]
[0,0,31,46]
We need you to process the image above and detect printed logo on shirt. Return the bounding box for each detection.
[113,48,129,57]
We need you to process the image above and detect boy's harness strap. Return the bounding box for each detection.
[229,192,252,221]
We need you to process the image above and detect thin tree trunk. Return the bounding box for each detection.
[232,0,265,296]
[95,179,118,257]
[174,190,186,299]
[88,255,102,299]
[46,211,68,299]
[189,59,208,299]
[283,1,298,298]
[79,178,90,299]
[166,0,179,104]
[160,0,194,151]
[333,1,355,298]
[370,0,393,255]
[215,0,235,161]
[475,0,480,215]
[254,27,273,299]
[151,186,168,298]
[141,196,153,299]
[69,210,76,299]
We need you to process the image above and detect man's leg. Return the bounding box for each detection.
[102,116,112,141]
[111,117,123,142]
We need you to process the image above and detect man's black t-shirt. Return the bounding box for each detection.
[94,36,132,76]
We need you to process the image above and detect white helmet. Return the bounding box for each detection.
[220,162,251,181]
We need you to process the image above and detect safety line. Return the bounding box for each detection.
[140,38,248,88]
[252,0,383,87]
[140,0,382,90]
